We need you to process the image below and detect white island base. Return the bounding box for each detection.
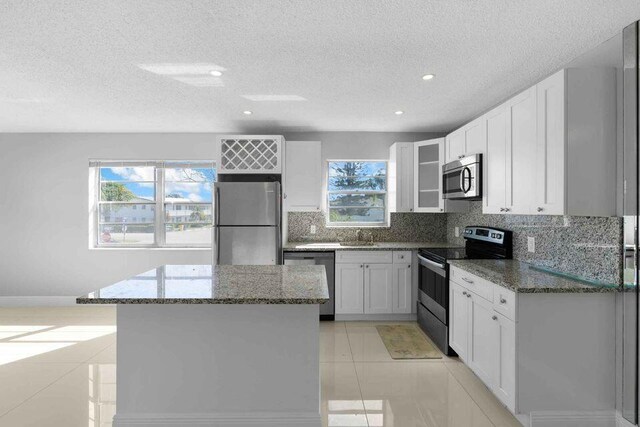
[113,304,321,427]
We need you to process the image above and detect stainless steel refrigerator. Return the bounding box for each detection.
[213,181,282,265]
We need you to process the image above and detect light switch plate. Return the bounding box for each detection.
[310,225,316,234]
[454,227,460,237]
[527,237,535,253]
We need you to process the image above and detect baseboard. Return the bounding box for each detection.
[616,412,637,427]
[113,412,321,427]
[335,313,417,321]
[0,296,79,307]
[529,410,616,427]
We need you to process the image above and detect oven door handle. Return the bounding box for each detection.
[417,254,446,270]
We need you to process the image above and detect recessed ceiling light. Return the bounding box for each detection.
[422,74,435,81]
[395,110,404,115]
[243,110,253,115]
[210,70,223,77]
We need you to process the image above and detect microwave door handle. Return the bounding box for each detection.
[461,167,472,193]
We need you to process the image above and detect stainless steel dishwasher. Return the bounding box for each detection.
[284,251,335,320]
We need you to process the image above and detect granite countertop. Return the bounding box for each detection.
[284,241,452,251]
[77,264,329,304]
[449,259,620,294]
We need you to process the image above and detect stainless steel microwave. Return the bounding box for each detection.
[442,154,482,200]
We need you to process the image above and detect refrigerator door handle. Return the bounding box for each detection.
[274,182,282,264]
[215,185,221,225]
[214,185,221,265]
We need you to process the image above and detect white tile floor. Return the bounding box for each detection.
[0,307,521,427]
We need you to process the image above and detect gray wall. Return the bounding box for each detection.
[0,133,215,299]
[0,131,440,299]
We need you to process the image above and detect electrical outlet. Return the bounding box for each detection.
[527,237,535,253]
[454,227,460,237]
[310,225,316,235]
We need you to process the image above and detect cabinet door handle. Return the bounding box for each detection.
[365,265,369,268]
[492,315,498,321]
[504,208,510,212]
[462,291,467,296]
[407,264,411,268]
[360,265,363,268]
[500,208,505,212]
[537,207,544,212]
[466,294,471,298]
[461,277,474,284]
[500,297,507,304]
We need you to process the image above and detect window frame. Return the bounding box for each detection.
[92,160,215,249]
[325,159,389,228]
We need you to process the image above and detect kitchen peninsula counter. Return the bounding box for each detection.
[77,264,328,427]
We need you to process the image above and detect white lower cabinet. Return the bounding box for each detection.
[450,265,617,422]
[364,264,393,314]
[467,292,497,386]
[449,273,516,413]
[392,263,412,314]
[449,282,469,358]
[335,251,413,316]
[493,311,516,411]
[335,263,364,314]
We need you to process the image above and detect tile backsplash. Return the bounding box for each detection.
[287,204,623,285]
[286,211,447,243]
[447,202,623,285]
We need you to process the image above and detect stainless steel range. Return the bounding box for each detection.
[417,226,512,355]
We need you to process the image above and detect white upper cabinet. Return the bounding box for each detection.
[445,130,465,162]
[217,135,284,174]
[464,118,487,157]
[505,87,537,215]
[480,67,616,216]
[484,105,509,214]
[414,138,467,213]
[446,117,486,163]
[388,142,415,212]
[284,141,322,212]
[535,71,566,216]
[534,68,617,217]
[485,87,537,215]
[414,139,444,212]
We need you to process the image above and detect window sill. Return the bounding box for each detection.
[89,246,211,251]
[325,224,390,229]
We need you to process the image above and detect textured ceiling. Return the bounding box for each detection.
[1,0,639,133]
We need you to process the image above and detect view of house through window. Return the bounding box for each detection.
[327,160,387,226]
[94,161,215,247]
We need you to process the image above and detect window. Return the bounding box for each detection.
[326,160,388,226]
[92,161,216,248]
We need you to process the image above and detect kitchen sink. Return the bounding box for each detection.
[339,241,376,247]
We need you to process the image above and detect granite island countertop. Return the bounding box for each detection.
[284,241,453,251]
[77,264,330,304]
[448,259,620,293]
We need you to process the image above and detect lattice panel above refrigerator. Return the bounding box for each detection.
[218,136,283,174]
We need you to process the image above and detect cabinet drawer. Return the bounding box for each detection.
[450,266,494,302]
[493,286,516,321]
[393,251,412,264]
[336,251,393,264]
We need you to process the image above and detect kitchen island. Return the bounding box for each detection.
[77,264,329,427]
